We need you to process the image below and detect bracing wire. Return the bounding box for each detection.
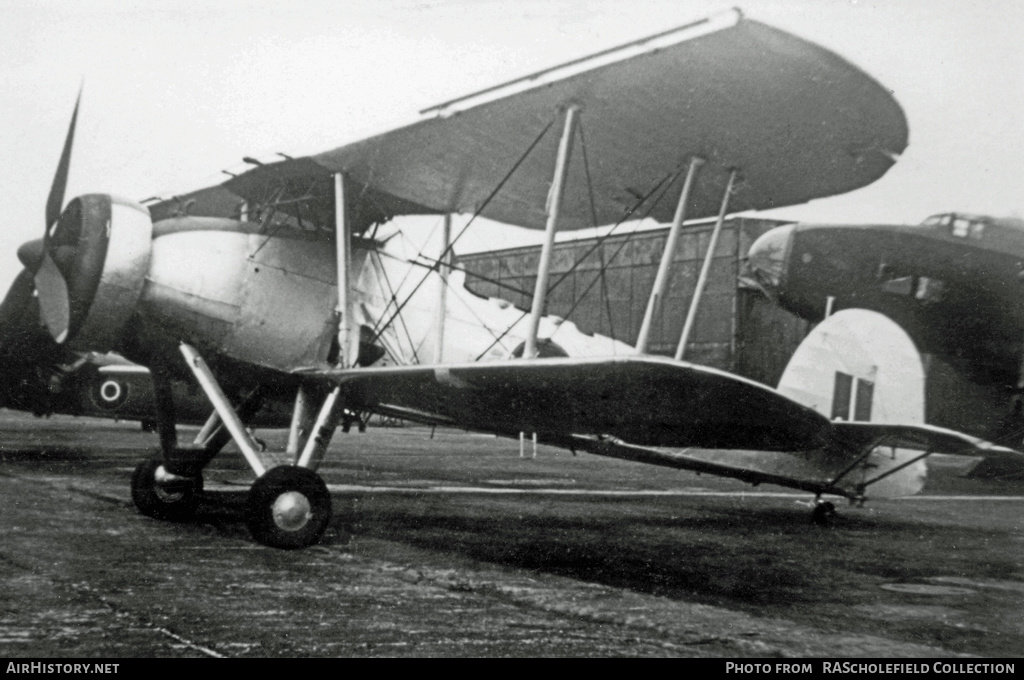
[372,248,422,364]
[402,251,534,300]
[367,116,557,346]
[471,165,685,360]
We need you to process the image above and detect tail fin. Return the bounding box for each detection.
[777,308,925,425]
[778,309,929,497]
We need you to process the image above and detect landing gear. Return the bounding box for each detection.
[131,344,344,549]
[341,409,367,433]
[131,458,202,522]
[811,500,837,527]
[246,466,332,549]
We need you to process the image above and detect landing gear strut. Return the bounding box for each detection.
[135,343,345,549]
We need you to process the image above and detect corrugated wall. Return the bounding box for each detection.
[459,217,809,387]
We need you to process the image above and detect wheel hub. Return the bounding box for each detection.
[271,492,312,531]
[153,465,188,502]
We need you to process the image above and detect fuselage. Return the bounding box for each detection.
[747,213,1024,443]
[748,213,1024,385]
[120,215,634,396]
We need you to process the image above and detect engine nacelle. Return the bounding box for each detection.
[58,194,153,353]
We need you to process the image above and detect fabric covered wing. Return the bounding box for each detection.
[316,355,832,451]
[225,10,907,233]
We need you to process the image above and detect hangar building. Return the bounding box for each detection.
[458,217,807,388]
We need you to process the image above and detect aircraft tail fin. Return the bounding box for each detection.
[777,309,1024,497]
[778,309,929,497]
[776,308,925,425]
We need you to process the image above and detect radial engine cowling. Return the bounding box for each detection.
[44,194,153,352]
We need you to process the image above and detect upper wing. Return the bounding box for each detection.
[310,354,832,451]
[221,10,907,233]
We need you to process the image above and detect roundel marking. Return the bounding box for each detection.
[100,380,122,402]
[92,377,129,410]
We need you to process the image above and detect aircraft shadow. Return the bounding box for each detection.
[192,488,1015,612]
[0,446,91,462]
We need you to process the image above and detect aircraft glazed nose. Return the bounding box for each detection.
[747,224,794,292]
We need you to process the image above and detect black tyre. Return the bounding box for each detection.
[811,501,837,527]
[131,458,202,522]
[246,466,332,549]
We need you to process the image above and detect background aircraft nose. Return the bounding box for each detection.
[747,224,794,293]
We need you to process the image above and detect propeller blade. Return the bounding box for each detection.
[34,252,71,343]
[45,87,82,231]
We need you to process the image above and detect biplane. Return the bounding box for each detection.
[18,9,1015,549]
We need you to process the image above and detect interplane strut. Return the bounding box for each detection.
[677,169,738,361]
[524,105,580,359]
[635,157,704,354]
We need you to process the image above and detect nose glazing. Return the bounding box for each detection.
[747,224,794,292]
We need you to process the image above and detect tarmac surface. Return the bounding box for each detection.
[0,411,1022,658]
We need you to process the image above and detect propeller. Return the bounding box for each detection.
[16,88,155,353]
[33,88,82,343]
[47,89,81,233]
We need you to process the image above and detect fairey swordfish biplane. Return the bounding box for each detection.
[17,9,1018,548]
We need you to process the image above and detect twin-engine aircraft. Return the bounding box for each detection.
[19,9,1016,548]
[0,262,208,427]
[747,213,1024,446]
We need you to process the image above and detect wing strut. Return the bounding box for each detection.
[334,172,357,368]
[524,105,580,359]
[635,156,704,354]
[676,169,737,360]
[858,449,933,497]
[274,170,356,468]
[433,214,452,363]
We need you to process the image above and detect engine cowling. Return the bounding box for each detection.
[43,194,153,352]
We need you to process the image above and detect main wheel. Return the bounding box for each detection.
[246,466,332,549]
[131,458,202,522]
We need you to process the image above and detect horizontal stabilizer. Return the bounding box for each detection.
[830,421,1021,458]
[962,450,1024,481]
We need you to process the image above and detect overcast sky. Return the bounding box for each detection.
[1,0,1021,294]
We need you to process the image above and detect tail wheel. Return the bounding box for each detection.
[131,458,202,522]
[246,466,332,549]
[811,501,837,527]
